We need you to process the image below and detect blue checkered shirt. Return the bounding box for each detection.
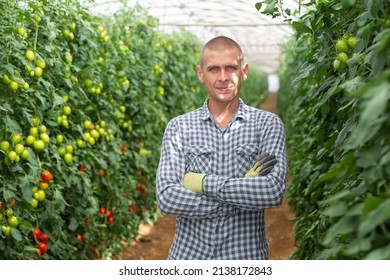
[156,98,287,259]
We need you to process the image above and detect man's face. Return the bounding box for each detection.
[197,48,248,105]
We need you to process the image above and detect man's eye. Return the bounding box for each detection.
[208,67,218,72]
[227,66,237,71]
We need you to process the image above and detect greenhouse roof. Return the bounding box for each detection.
[87,0,307,74]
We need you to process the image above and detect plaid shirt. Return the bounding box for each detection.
[156,98,287,259]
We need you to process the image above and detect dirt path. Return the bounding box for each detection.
[120,92,296,260]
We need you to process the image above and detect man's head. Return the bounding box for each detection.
[199,36,245,68]
[197,36,248,105]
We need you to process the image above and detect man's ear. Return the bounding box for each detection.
[242,63,249,80]
[196,65,204,83]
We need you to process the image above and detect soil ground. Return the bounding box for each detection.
[120,92,296,260]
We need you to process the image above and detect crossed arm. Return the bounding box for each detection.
[155,116,287,218]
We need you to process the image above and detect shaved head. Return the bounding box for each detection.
[199,36,244,68]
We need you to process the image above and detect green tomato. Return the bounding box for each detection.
[90,129,99,139]
[35,190,45,201]
[4,157,13,166]
[1,226,11,237]
[56,134,64,144]
[31,198,39,208]
[83,132,91,141]
[11,134,22,144]
[335,39,349,53]
[39,125,47,133]
[40,133,50,143]
[63,106,71,115]
[23,82,29,90]
[34,67,43,77]
[83,120,91,129]
[338,52,349,63]
[32,117,40,126]
[64,153,73,164]
[64,52,72,64]
[58,146,66,157]
[26,135,35,146]
[3,74,11,84]
[0,140,10,152]
[37,59,46,69]
[26,50,35,61]
[21,149,29,160]
[10,81,19,91]
[17,27,27,36]
[76,139,85,148]
[30,127,39,137]
[7,216,19,228]
[347,36,358,48]
[61,119,69,128]
[65,144,73,154]
[5,208,13,217]
[14,143,25,155]
[33,140,45,151]
[7,151,17,161]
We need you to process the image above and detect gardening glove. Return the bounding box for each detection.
[245,153,276,177]
[183,172,209,193]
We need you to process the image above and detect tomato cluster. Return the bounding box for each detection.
[33,228,49,257]
[99,207,115,224]
[333,34,358,71]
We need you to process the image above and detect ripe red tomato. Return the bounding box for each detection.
[34,228,42,240]
[78,164,87,171]
[106,210,113,218]
[39,233,49,243]
[99,207,106,215]
[38,243,47,254]
[41,170,52,183]
[107,216,115,223]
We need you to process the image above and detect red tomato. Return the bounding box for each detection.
[39,233,49,243]
[106,210,113,218]
[41,170,52,183]
[78,164,87,171]
[38,243,47,254]
[107,216,115,223]
[34,228,42,240]
[99,207,106,215]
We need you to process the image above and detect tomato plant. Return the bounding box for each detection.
[0,0,207,260]
[258,0,390,259]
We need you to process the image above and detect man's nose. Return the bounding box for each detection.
[218,69,228,81]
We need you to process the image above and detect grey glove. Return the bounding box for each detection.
[245,153,276,177]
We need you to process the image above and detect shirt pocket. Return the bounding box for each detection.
[235,145,259,177]
[184,146,213,173]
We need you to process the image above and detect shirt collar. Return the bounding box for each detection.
[200,98,248,122]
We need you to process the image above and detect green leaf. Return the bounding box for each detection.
[355,144,382,168]
[362,195,384,216]
[322,215,358,246]
[358,199,390,237]
[365,243,390,260]
[366,0,384,17]
[347,82,390,148]
[11,228,22,241]
[322,201,347,217]
[292,21,312,34]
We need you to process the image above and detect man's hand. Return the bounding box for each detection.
[245,153,276,177]
[183,172,208,193]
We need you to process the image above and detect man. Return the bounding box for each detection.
[156,36,287,259]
